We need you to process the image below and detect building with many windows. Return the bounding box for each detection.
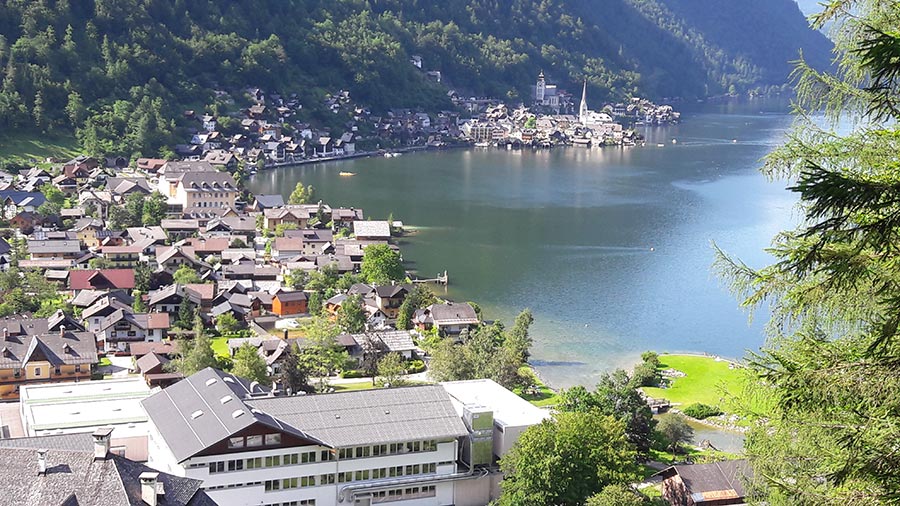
[141,368,547,506]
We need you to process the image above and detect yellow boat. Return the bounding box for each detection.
[339,171,356,176]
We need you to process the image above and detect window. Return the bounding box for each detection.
[354,470,369,481]
[423,440,437,451]
[246,457,262,469]
[372,444,387,456]
[321,450,335,462]
[389,466,402,478]
[246,435,263,447]
[284,453,299,465]
[372,468,387,479]
[389,443,402,454]
[33,368,41,377]
[338,448,351,460]
[320,474,335,485]
[355,446,370,458]
[54,366,60,374]
[227,459,244,472]
[406,441,421,453]
[75,365,81,373]
[338,472,353,483]
[300,476,315,487]
[265,455,281,467]
[425,463,436,473]
[264,480,280,492]
[208,462,224,474]
[265,433,281,445]
[13,368,20,378]
[228,437,244,449]
[282,477,298,489]
[300,501,316,506]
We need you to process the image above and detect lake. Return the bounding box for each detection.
[248,99,798,389]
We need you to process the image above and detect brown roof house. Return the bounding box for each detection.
[657,460,753,506]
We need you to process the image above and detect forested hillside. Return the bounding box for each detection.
[0,0,831,157]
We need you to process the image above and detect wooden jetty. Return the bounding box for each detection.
[410,270,449,286]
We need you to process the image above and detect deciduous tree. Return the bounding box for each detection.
[498,412,639,506]
[232,342,269,384]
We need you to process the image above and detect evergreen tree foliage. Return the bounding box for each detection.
[713,1,900,503]
[232,342,269,385]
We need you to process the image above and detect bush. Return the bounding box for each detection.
[631,362,659,387]
[682,403,723,420]
[340,369,370,379]
[405,359,426,374]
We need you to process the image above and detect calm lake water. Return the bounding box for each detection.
[248,99,798,390]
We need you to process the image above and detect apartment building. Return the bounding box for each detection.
[142,368,546,506]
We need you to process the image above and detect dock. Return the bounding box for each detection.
[410,270,449,286]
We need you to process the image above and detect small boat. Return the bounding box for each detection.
[339,171,356,177]
[671,138,677,144]
[656,143,665,147]
[474,142,490,148]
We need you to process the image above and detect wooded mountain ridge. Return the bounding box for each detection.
[0,0,832,156]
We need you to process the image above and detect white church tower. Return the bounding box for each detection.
[579,80,589,125]
[536,70,546,103]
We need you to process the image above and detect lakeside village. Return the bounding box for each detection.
[0,156,748,505]
[175,69,678,175]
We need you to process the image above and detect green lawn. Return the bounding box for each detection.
[641,354,749,410]
[331,381,377,392]
[515,367,560,407]
[210,337,231,359]
[0,131,80,166]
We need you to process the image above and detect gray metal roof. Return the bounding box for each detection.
[141,368,320,462]
[246,385,469,448]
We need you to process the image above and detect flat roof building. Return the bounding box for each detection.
[20,377,152,461]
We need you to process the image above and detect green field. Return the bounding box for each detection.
[210,337,231,359]
[0,132,80,166]
[641,354,749,409]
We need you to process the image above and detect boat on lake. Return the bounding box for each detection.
[339,171,356,176]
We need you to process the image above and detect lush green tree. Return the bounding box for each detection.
[288,181,315,205]
[377,352,405,387]
[172,331,218,376]
[173,265,201,285]
[498,411,639,506]
[360,244,405,285]
[506,308,533,362]
[711,2,900,503]
[656,414,693,459]
[308,291,324,316]
[37,184,66,217]
[232,342,269,384]
[277,343,313,394]
[176,301,196,329]
[132,290,147,312]
[585,485,648,506]
[558,369,656,459]
[134,263,152,293]
[141,192,168,226]
[88,257,114,269]
[336,293,366,333]
[395,285,436,330]
[216,313,240,334]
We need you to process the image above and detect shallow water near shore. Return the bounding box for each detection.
[248,98,798,391]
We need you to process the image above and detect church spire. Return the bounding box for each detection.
[579,80,589,125]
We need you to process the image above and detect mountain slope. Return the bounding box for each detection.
[0,0,832,157]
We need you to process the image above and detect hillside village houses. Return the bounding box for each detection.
[0,144,565,504]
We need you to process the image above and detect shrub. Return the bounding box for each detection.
[340,369,370,379]
[682,403,723,420]
[405,359,426,374]
[631,362,659,387]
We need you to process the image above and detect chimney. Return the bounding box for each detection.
[92,427,113,460]
[59,325,66,339]
[140,471,164,506]
[3,327,8,340]
[37,448,47,476]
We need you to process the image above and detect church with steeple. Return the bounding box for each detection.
[579,80,589,125]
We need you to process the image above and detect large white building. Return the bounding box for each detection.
[158,160,239,213]
[141,368,548,506]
